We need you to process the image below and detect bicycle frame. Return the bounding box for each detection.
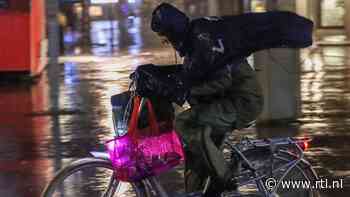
[89,136,318,197]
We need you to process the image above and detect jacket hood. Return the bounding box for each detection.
[151,3,190,56]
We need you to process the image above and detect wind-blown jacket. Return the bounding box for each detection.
[151,3,313,82]
[149,3,312,127]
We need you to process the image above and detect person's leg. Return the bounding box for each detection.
[175,101,238,193]
[184,149,209,193]
[194,101,238,194]
[175,109,210,193]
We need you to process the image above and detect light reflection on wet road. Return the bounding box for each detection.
[299,46,350,196]
[1,15,350,197]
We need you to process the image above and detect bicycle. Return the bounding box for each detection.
[41,121,320,197]
[41,82,320,197]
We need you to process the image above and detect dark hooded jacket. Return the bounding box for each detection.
[150,3,263,128]
[151,3,313,82]
[150,3,312,128]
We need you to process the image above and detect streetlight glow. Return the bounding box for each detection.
[91,0,119,4]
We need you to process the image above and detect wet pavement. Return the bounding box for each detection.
[0,45,180,196]
[299,44,350,196]
[1,15,350,197]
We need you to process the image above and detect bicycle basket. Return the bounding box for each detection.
[111,91,132,137]
[106,96,184,182]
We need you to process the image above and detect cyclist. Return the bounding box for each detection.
[151,3,263,196]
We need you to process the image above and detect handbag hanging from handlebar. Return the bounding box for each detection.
[106,96,185,182]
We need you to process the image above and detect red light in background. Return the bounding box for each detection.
[297,141,309,151]
[303,141,309,150]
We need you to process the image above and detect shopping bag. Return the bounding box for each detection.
[110,91,175,131]
[106,96,184,182]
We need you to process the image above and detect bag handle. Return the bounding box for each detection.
[128,96,160,141]
[145,99,159,135]
[128,96,141,141]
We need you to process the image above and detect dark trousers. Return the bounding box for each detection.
[175,102,236,193]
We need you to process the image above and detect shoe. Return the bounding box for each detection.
[204,175,238,196]
[223,178,238,192]
[203,186,224,197]
[203,179,225,197]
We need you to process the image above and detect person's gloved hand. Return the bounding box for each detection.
[130,64,190,106]
[129,64,154,80]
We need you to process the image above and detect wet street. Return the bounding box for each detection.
[1,16,350,196]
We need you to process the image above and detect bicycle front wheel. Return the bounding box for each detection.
[41,158,146,197]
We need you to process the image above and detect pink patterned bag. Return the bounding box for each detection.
[105,96,185,182]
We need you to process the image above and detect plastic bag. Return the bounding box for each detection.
[106,96,185,182]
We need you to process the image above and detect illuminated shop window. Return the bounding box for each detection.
[251,0,266,12]
[320,0,345,27]
[89,6,103,17]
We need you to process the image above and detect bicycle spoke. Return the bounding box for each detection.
[42,159,143,197]
[103,174,118,197]
[225,147,317,197]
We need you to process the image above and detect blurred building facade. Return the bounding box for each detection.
[52,0,349,123]
[58,0,350,38]
[0,0,347,76]
[58,1,350,28]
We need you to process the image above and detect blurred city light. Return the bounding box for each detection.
[91,0,119,4]
[89,6,103,17]
[251,0,266,12]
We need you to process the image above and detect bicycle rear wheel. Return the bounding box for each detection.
[41,158,147,197]
[235,148,320,197]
